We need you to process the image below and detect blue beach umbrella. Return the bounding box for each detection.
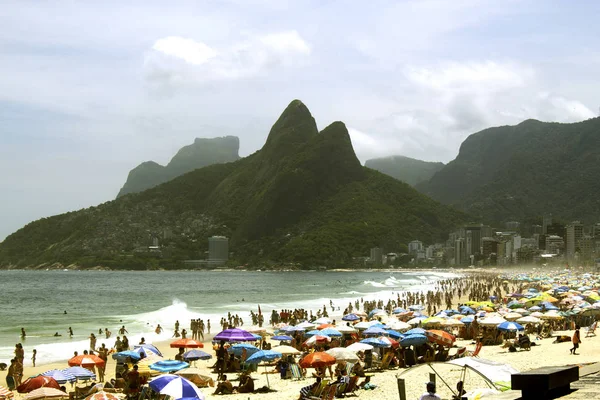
[41,369,76,384]
[342,313,360,321]
[183,350,212,361]
[368,309,383,318]
[385,330,403,340]
[408,304,425,311]
[460,307,475,315]
[405,328,426,335]
[149,360,189,373]
[250,333,262,340]
[497,321,524,332]
[529,306,542,311]
[360,338,390,348]
[363,327,388,336]
[541,301,558,311]
[319,328,342,337]
[149,374,205,400]
[62,367,96,381]
[392,307,407,314]
[305,330,322,337]
[272,335,293,341]
[400,333,428,347]
[228,343,259,356]
[134,344,163,357]
[246,350,283,388]
[461,316,474,324]
[112,350,142,362]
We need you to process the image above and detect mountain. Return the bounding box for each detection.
[365,155,445,186]
[0,100,466,269]
[417,117,600,223]
[116,136,240,198]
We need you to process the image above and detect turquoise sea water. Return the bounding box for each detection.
[0,269,458,366]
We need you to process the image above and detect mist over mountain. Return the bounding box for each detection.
[117,136,240,198]
[365,155,445,187]
[417,117,600,223]
[0,100,465,269]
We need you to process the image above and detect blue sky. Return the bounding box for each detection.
[1,0,599,241]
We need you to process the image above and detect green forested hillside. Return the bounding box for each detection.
[417,118,600,223]
[116,136,240,198]
[0,100,465,269]
[365,155,445,186]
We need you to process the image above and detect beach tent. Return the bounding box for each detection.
[448,357,520,390]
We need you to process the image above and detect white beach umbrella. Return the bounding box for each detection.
[345,342,374,352]
[326,348,359,362]
[441,319,464,327]
[387,320,412,331]
[479,316,507,326]
[313,317,331,324]
[334,325,356,333]
[271,345,301,355]
[503,312,523,321]
[516,316,541,324]
[296,321,317,330]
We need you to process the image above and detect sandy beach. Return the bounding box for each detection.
[2,268,599,400]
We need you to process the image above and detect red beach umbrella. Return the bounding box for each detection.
[17,376,60,394]
[299,352,336,369]
[169,338,204,348]
[425,330,456,347]
[68,354,106,368]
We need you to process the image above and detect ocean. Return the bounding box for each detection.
[0,269,459,366]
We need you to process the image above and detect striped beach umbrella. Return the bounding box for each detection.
[23,388,68,400]
[425,330,456,347]
[148,375,205,400]
[68,354,105,368]
[62,367,96,381]
[41,370,76,384]
[17,376,60,394]
[85,392,120,400]
[170,339,204,349]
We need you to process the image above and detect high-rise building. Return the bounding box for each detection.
[543,214,553,235]
[408,240,424,255]
[482,237,499,258]
[370,247,383,265]
[592,223,600,238]
[546,235,564,254]
[455,238,466,265]
[208,236,229,262]
[465,226,482,257]
[566,221,584,259]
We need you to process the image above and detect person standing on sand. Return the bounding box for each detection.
[89,333,97,351]
[570,325,581,355]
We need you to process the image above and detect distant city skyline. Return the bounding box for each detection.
[2,1,600,241]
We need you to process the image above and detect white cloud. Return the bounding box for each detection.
[146,30,311,86]
[152,36,217,65]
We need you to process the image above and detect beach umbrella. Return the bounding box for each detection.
[85,392,120,400]
[271,345,300,355]
[134,344,163,357]
[282,325,306,333]
[313,317,332,324]
[461,316,474,324]
[305,329,322,337]
[41,370,76,384]
[407,316,426,326]
[297,321,317,330]
[440,319,464,328]
[422,316,446,327]
[148,374,205,400]
[342,313,360,321]
[386,330,404,339]
[459,306,475,315]
[359,338,390,348]
[345,342,374,352]
[62,367,96,381]
[303,335,331,347]
[23,388,68,400]
[326,348,360,362]
[368,309,383,318]
[0,385,13,399]
[497,322,524,332]
[405,328,426,335]
[392,307,407,314]
[530,311,544,318]
[228,343,259,356]
[540,301,559,311]
[335,325,357,333]
[378,336,399,348]
[175,368,215,388]
[17,377,61,394]
[425,330,455,347]
[319,328,342,337]
[271,335,293,341]
[111,350,141,362]
[213,328,257,342]
[68,354,105,368]
[317,324,335,330]
[507,300,521,309]
[149,360,189,373]
[363,327,388,336]
[387,320,411,331]
[183,350,212,361]
[408,304,425,311]
[246,350,282,388]
[400,333,428,347]
[503,312,523,321]
[479,316,506,326]
[170,338,204,348]
[516,316,541,324]
[299,352,336,369]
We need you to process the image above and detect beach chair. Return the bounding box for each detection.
[448,347,467,360]
[377,353,393,370]
[321,384,339,400]
[340,376,359,397]
[466,342,483,357]
[290,363,305,380]
[307,379,329,399]
[345,362,354,377]
[518,335,531,351]
[585,322,597,337]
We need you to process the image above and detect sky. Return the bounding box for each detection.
[1,0,600,241]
